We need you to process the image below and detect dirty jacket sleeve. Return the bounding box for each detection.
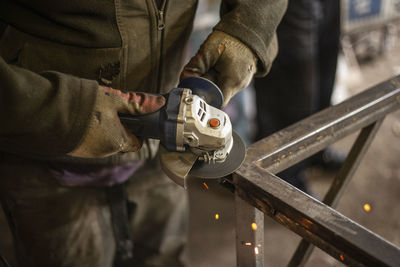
[216,0,288,76]
[0,57,98,157]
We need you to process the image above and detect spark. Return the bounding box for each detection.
[254,247,259,255]
[215,213,220,220]
[245,242,252,246]
[251,223,258,231]
[363,203,371,212]
[340,254,344,261]
[202,182,209,190]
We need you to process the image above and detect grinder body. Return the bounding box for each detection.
[119,77,232,162]
[118,77,245,182]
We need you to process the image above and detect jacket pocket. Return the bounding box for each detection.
[2,27,124,88]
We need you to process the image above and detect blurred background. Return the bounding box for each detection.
[1,0,400,266]
[185,0,400,266]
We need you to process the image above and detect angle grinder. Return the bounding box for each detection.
[119,77,246,187]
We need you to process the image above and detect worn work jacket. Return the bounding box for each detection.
[0,0,287,165]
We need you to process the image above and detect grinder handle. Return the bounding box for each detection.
[118,110,162,140]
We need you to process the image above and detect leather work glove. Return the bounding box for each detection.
[69,86,165,158]
[181,30,257,107]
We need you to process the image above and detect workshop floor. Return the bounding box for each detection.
[1,38,400,267]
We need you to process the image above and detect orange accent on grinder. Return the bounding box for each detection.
[209,118,220,128]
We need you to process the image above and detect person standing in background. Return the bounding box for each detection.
[254,0,342,191]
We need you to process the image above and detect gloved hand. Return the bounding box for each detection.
[181,30,257,107]
[69,86,165,158]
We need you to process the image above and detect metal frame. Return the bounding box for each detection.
[228,76,400,266]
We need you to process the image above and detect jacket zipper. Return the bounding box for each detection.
[157,3,166,30]
[152,0,167,93]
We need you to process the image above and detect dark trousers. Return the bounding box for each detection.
[254,0,341,189]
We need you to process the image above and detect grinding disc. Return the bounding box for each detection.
[178,77,224,108]
[188,131,246,178]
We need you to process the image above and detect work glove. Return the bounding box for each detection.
[69,86,165,158]
[181,30,257,107]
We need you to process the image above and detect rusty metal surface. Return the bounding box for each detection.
[243,76,400,175]
[235,192,264,267]
[288,120,384,267]
[233,167,400,267]
[233,75,400,266]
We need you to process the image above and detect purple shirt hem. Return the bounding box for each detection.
[48,161,144,187]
